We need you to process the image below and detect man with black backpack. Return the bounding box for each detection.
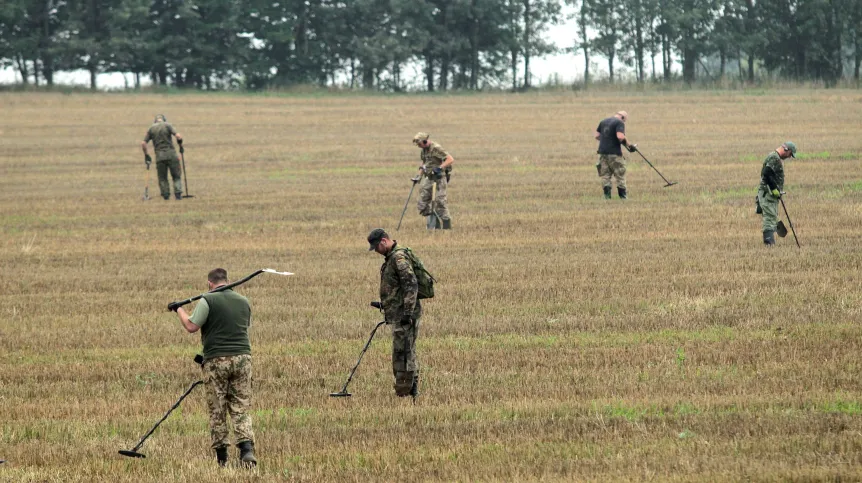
[368,228,434,399]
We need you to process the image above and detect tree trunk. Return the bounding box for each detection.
[16,55,30,84]
[683,48,696,84]
[580,5,589,85]
[635,11,644,82]
[523,0,531,88]
[720,50,726,78]
[747,55,754,82]
[608,50,615,84]
[33,60,40,86]
[440,53,450,90]
[135,72,141,90]
[662,34,671,81]
[511,49,519,90]
[470,0,479,90]
[424,53,434,92]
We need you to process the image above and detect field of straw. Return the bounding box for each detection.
[1,89,862,482]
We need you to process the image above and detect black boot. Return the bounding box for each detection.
[618,187,627,199]
[175,193,182,200]
[238,441,257,468]
[603,186,612,199]
[215,446,228,467]
[763,230,775,246]
[410,375,420,401]
[442,219,451,230]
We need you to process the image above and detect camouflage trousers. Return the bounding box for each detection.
[156,156,183,199]
[599,154,627,190]
[203,354,254,449]
[758,189,780,232]
[392,316,420,397]
[417,176,450,221]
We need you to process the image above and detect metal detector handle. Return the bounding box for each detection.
[168,269,266,310]
[128,380,203,453]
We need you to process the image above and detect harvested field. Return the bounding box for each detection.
[1,89,862,481]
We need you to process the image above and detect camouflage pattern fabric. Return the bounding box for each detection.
[599,154,627,190]
[203,354,254,449]
[419,141,449,172]
[758,151,784,192]
[380,244,422,396]
[392,316,419,396]
[156,157,182,198]
[757,189,780,232]
[417,176,449,220]
[143,122,178,162]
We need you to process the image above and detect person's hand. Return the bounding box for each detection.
[626,144,637,153]
[410,176,421,183]
[145,153,152,165]
[168,302,180,312]
[771,189,781,198]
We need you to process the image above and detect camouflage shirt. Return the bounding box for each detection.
[379,243,420,323]
[759,151,784,192]
[144,122,178,161]
[420,142,451,178]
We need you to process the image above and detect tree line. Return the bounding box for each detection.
[1,0,860,91]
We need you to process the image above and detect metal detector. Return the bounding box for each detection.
[397,178,420,231]
[330,320,387,398]
[168,268,293,311]
[179,149,194,198]
[632,146,677,188]
[119,354,205,459]
[143,156,152,201]
[779,198,801,248]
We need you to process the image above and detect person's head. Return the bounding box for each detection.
[207,268,228,289]
[777,141,797,159]
[154,114,167,123]
[367,228,395,255]
[413,132,431,149]
[614,111,629,123]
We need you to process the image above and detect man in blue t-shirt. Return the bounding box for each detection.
[594,111,636,199]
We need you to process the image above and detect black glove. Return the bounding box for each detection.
[168,302,181,312]
[626,144,637,153]
[370,301,382,310]
[179,145,185,154]
[144,153,152,166]
[194,354,205,366]
[177,138,183,145]
[445,172,450,183]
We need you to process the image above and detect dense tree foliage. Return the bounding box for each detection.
[1,0,859,90]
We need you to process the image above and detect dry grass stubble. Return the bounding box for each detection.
[1,90,862,481]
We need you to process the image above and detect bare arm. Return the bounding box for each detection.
[594,130,601,140]
[141,141,148,155]
[616,132,627,143]
[440,154,454,170]
[176,307,200,333]
[175,133,183,142]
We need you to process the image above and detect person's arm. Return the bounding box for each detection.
[394,252,418,321]
[594,130,601,140]
[176,307,199,333]
[440,154,454,170]
[761,164,779,191]
[141,141,149,155]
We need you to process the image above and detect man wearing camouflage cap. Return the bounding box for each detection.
[757,141,798,245]
[413,133,455,229]
[141,114,184,200]
[368,228,421,398]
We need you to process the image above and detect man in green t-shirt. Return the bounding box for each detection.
[141,114,184,200]
[172,268,257,468]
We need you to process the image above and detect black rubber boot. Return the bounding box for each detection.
[763,230,775,246]
[238,441,257,468]
[618,187,627,199]
[410,375,420,402]
[215,446,228,467]
[162,195,170,200]
[175,193,182,200]
[442,219,451,230]
[603,186,612,199]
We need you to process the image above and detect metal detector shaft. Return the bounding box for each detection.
[779,198,801,248]
[180,150,193,198]
[396,180,419,231]
[331,321,386,396]
[169,268,293,310]
[122,380,203,456]
[633,147,677,187]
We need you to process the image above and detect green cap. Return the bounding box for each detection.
[367,228,388,251]
[782,141,797,158]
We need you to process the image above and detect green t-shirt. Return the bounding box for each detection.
[192,290,252,360]
[143,122,178,161]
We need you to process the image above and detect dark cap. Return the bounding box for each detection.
[367,228,388,251]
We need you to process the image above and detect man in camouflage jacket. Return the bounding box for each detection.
[413,132,455,229]
[757,141,797,245]
[141,114,184,200]
[368,228,421,398]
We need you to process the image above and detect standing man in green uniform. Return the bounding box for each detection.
[142,114,184,200]
[757,142,798,245]
[172,268,257,468]
[594,111,636,199]
[413,132,454,229]
[368,229,421,399]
